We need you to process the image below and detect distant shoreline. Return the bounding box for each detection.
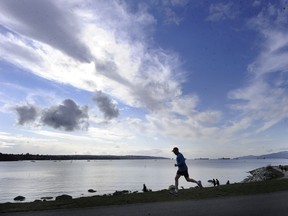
[1,150,288,161]
[0,153,168,161]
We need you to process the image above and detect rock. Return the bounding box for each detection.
[243,166,284,183]
[14,196,25,201]
[55,194,72,201]
[88,189,96,193]
[41,196,53,200]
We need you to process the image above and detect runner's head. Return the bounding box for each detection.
[172,147,179,154]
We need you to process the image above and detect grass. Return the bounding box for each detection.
[1,178,288,213]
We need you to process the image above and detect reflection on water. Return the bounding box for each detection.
[0,159,287,203]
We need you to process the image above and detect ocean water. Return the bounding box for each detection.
[0,159,287,203]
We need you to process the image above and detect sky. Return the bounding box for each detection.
[0,0,288,159]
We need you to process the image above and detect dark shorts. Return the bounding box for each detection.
[177,170,189,178]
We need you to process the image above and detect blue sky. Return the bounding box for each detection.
[0,0,288,158]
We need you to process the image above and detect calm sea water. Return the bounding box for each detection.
[0,159,287,203]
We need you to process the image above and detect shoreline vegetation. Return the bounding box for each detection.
[1,150,287,161]
[0,153,168,161]
[1,165,288,213]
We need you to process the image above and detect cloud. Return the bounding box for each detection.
[14,104,39,125]
[0,34,42,63]
[1,0,251,145]
[229,77,288,132]
[95,59,130,87]
[169,95,199,116]
[152,0,190,25]
[246,0,288,77]
[0,0,185,114]
[0,0,92,62]
[41,99,89,131]
[93,91,119,120]
[13,99,89,131]
[227,1,288,134]
[252,0,261,7]
[248,0,288,31]
[206,2,237,22]
[164,8,183,25]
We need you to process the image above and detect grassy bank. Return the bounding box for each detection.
[1,178,288,213]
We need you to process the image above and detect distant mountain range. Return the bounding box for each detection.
[235,151,288,159]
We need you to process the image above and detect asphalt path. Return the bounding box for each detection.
[2,191,288,216]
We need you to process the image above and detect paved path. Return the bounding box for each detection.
[3,191,288,216]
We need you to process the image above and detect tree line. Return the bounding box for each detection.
[0,153,167,161]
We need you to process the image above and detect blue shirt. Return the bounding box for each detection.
[176,152,188,171]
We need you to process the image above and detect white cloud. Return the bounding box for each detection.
[0,0,184,113]
[155,0,190,25]
[248,0,288,30]
[132,108,222,142]
[0,125,136,155]
[170,0,190,7]
[164,8,183,25]
[169,95,199,116]
[206,2,237,22]
[87,126,135,143]
[192,111,222,127]
[228,72,288,135]
[0,131,58,153]
[252,0,261,7]
[0,0,92,62]
[226,1,288,136]
[248,31,288,76]
[1,0,288,157]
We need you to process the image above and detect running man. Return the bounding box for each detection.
[172,147,203,192]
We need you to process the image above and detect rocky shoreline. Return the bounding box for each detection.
[12,189,143,203]
[242,165,286,183]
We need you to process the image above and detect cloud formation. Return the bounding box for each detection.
[41,99,89,131]
[227,0,288,135]
[14,104,39,125]
[0,0,183,114]
[93,91,119,120]
[2,0,288,157]
[206,2,237,22]
[0,0,92,62]
[14,99,89,131]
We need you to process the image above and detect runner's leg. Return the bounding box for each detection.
[185,174,203,188]
[175,174,181,191]
[185,176,198,184]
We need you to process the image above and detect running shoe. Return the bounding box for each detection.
[198,180,203,189]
